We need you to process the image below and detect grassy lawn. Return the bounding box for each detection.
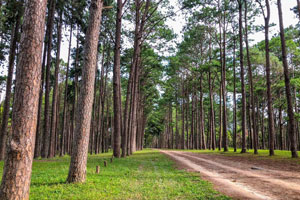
[0,149,230,200]
[180,148,300,163]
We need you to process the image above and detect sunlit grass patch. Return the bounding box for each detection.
[0,149,230,200]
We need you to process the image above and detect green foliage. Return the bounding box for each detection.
[0,150,230,200]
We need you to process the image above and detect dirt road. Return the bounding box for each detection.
[161,150,300,200]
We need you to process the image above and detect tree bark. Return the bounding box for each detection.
[42,0,56,158]
[238,0,247,153]
[49,12,62,158]
[113,0,123,158]
[61,25,73,156]
[245,0,258,154]
[181,77,185,149]
[233,33,237,152]
[67,0,104,183]
[221,10,228,152]
[277,0,298,158]
[34,40,47,158]
[0,7,22,160]
[0,0,47,198]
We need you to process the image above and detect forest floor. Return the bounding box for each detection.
[161,149,300,200]
[0,149,230,200]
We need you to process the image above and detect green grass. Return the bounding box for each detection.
[179,148,300,163]
[0,149,230,200]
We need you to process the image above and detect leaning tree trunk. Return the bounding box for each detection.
[277,0,298,158]
[67,0,104,183]
[0,0,47,198]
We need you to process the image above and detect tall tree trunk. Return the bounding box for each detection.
[238,0,247,153]
[101,62,109,153]
[233,33,237,152]
[113,0,123,158]
[61,25,73,156]
[191,85,195,149]
[42,0,56,158]
[67,0,104,183]
[175,90,179,149]
[181,77,185,149]
[96,43,105,154]
[199,75,206,149]
[245,0,258,154]
[217,79,222,151]
[34,40,47,158]
[186,86,189,149]
[279,97,284,150]
[123,0,141,156]
[0,8,22,160]
[130,58,140,153]
[222,10,228,152]
[0,0,47,198]
[49,12,62,158]
[261,102,266,149]
[277,0,298,158]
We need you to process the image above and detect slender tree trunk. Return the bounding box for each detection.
[238,0,247,153]
[123,0,141,156]
[0,9,22,160]
[67,0,104,183]
[245,0,258,154]
[113,0,123,158]
[233,34,237,152]
[175,91,179,149]
[265,10,276,155]
[277,0,298,158]
[279,99,283,150]
[60,25,73,156]
[261,102,266,149]
[49,12,62,158]
[222,11,228,152]
[34,40,47,158]
[42,0,56,158]
[130,58,140,153]
[96,43,105,154]
[217,78,222,151]
[101,62,109,153]
[186,86,189,149]
[0,0,47,198]
[199,75,206,149]
[181,77,185,149]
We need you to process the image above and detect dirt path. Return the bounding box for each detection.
[161,150,300,200]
